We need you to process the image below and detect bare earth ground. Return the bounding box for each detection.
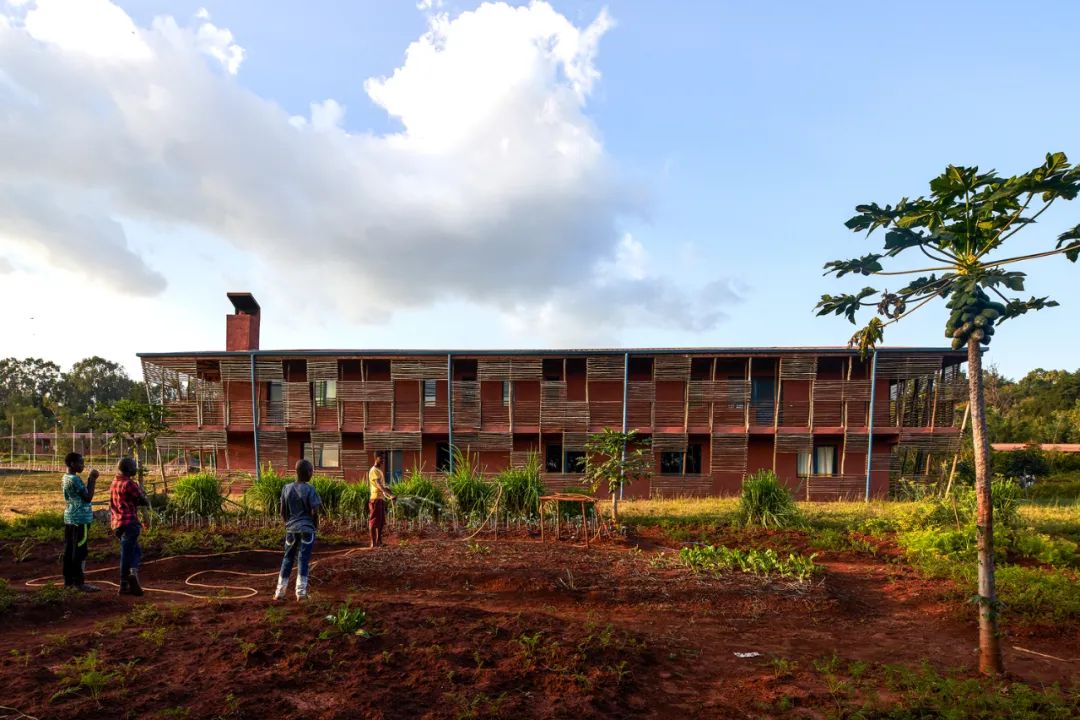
[1,521,1077,719]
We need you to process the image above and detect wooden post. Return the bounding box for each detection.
[583,500,589,548]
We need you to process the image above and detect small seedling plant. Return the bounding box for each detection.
[322,602,373,639]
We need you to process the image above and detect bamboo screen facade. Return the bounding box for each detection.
[140,349,966,499]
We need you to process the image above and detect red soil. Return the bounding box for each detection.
[0,527,1076,719]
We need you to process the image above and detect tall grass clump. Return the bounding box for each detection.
[738,470,801,528]
[494,452,544,518]
[340,482,370,520]
[244,464,290,516]
[448,447,494,519]
[391,468,446,520]
[312,475,346,514]
[169,472,226,518]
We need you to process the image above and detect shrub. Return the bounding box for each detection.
[448,447,494,518]
[391,469,446,520]
[1008,531,1078,568]
[244,465,289,516]
[340,482,370,520]
[169,473,225,518]
[738,470,801,528]
[494,452,544,518]
[311,476,346,513]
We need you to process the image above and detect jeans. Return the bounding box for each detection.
[115,523,142,583]
[63,523,90,587]
[279,530,315,593]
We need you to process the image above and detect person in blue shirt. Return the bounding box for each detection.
[274,459,322,601]
[61,452,100,592]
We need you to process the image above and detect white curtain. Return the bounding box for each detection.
[797,450,812,477]
[815,446,836,476]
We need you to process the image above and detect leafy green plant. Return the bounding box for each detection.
[322,602,373,639]
[34,582,74,605]
[311,475,346,513]
[580,429,651,521]
[679,545,819,582]
[51,650,120,704]
[340,481,370,520]
[494,452,544,518]
[447,447,494,518]
[391,468,446,519]
[169,472,226,518]
[738,470,802,528]
[244,464,289,516]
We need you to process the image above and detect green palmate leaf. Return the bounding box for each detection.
[999,296,1060,323]
[816,287,877,323]
[976,269,1026,292]
[822,254,882,277]
[1057,223,1080,262]
[898,273,951,298]
[848,317,884,359]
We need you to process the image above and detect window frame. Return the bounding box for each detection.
[313,379,337,408]
[423,379,437,407]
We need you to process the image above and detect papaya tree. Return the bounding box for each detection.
[815,152,1080,675]
[579,428,651,522]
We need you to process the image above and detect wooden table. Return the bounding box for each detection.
[538,493,598,548]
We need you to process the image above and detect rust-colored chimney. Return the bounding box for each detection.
[226,293,261,351]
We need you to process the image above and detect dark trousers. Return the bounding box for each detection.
[115,523,142,583]
[63,523,90,587]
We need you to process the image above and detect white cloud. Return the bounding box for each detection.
[0,0,739,342]
[194,17,244,74]
[20,0,151,61]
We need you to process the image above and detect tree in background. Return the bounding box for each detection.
[0,358,61,435]
[580,428,651,522]
[985,368,1080,443]
[816,152,1080,674]
[101,399,170,491]
[56,356,137,429]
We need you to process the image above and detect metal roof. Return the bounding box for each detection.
[138,346,966,359]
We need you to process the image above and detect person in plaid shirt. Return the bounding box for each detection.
[110,457,148,596]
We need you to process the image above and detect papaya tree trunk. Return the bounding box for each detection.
[968,342,1003,674]
[611,489,619,523]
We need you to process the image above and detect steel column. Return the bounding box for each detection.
[864,350,878,501]
[250,352,260,478]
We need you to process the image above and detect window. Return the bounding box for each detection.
[436,442,451,472]
[545,444,562,472]
[502,381,512,407]
[660,451,684,475]
[728,376,745,409]
[424,380,437,407]
[314,379,337,408]
[542,359,563,381]
[685,444,702,474]
[797,445,836,477]
[660,445,703,476]
[387,449,404,482]
[302,442,340,469]
[268,381,284,403]
[751,377,775,424]
[564,450,585,474]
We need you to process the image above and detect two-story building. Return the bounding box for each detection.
[139,294,966,500]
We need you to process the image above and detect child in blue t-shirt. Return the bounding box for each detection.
[274,459,322,601]
[61,452,100,592]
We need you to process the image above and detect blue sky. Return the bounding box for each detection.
[1,0,1078,380]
